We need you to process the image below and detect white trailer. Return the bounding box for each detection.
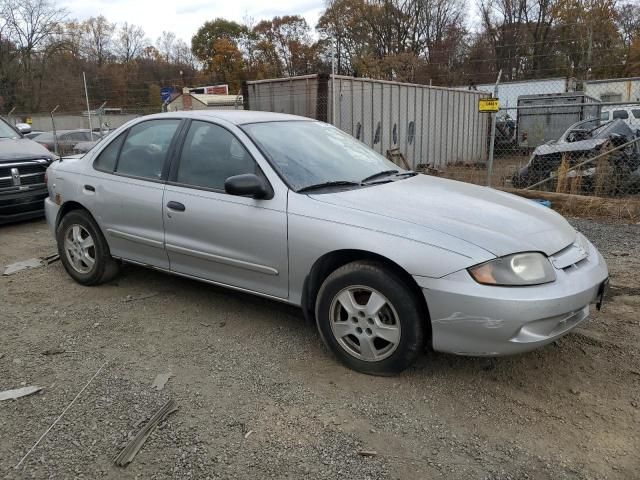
[244,74,490,168]
[472,77,575,119]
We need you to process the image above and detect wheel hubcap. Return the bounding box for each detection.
[64,224,96,274]
[329,286,401,362]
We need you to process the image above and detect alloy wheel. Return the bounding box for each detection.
[329,285,401,362]
[64,224,96,274]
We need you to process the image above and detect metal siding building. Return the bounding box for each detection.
[244,74,489,168]
[584,77,640,103]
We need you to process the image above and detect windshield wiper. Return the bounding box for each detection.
[394,170,417,178]
[361,169,419,185]
[297,181,361,193]
[360,169,398,183]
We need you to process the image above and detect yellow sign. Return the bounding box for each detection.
[26,117,32,125]
[478,98,499,113]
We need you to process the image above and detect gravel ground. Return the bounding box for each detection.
[1,217,639,479]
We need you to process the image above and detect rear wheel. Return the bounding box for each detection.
[57,210,120,285]
[315,261,425,375]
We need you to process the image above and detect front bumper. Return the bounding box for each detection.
[44,197,60,236]
[0,187,48,225]
[415,238,608,356]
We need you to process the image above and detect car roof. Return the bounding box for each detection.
[147,110,315,125]
[37,129,93,135]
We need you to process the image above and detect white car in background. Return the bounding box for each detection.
[600,105,640,133]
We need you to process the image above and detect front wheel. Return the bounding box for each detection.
[57,209,120,286]
[315,261,425,375]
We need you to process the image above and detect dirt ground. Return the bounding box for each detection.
[1,217,639,479]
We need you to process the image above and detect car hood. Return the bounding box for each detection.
[0,137,53,162]
[309,174,575,257]
[533,138,608,156]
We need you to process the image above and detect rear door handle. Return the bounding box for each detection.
[166,201,185,212]
[84,185,95,192]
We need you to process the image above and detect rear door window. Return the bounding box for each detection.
[631,109,640,119]
[115,120,181,180]
[612,110,629,120]
[94,133,126,172]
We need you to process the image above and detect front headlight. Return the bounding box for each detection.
[468,252,556,286]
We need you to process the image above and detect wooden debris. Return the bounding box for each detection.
[42,348,65,356]
[41,253,60,265]
[114,399,178,467]
[357,450,378,457]
[386,148,411,170]
[0,386,42,401]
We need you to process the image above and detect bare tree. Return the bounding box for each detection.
[115,22,147,63]
[156,30,176,62]
[479,0,528,80]
[0,0,67,55]
[82,15,115,66]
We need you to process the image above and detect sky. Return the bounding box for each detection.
[60,0,326,44]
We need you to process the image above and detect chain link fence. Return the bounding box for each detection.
[4,74,639,218]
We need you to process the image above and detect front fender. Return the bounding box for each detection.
[287,194,494,305]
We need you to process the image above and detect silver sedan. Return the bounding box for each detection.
[44,111,609,375]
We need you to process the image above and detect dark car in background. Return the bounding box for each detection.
[24,130,44,140]
[33,129,101,155]
[512,119,640,194]
[0,118,56,224]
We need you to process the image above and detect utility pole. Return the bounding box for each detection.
[486,69,502,187]
[83,72,94,141]
[331,38,336,126]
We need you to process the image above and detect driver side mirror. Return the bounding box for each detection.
[16,123,32,134]
[225,174,270,199]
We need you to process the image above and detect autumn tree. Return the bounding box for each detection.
[252,15,319,77]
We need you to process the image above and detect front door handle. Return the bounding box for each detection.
[84,184,95,192]
[166,201,185,212]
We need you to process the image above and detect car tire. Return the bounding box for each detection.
[57,209,120,286]
[315,261,425,376]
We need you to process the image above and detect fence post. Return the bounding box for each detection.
[7,107,16,125]
[331,39,336,126]
[50,105,59,156]
[486,70,502,187]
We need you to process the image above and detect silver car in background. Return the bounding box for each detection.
[44,111,609,375]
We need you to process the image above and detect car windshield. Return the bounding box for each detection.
[33,132,54,142]
[0,119,19,139]
[241,120,404,191]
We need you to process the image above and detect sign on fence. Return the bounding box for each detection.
[478,98,499,112]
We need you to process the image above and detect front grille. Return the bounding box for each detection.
[0,160,48,191]
[13,164,46,175]
[550,235,590,271]
[20,173,45,185]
